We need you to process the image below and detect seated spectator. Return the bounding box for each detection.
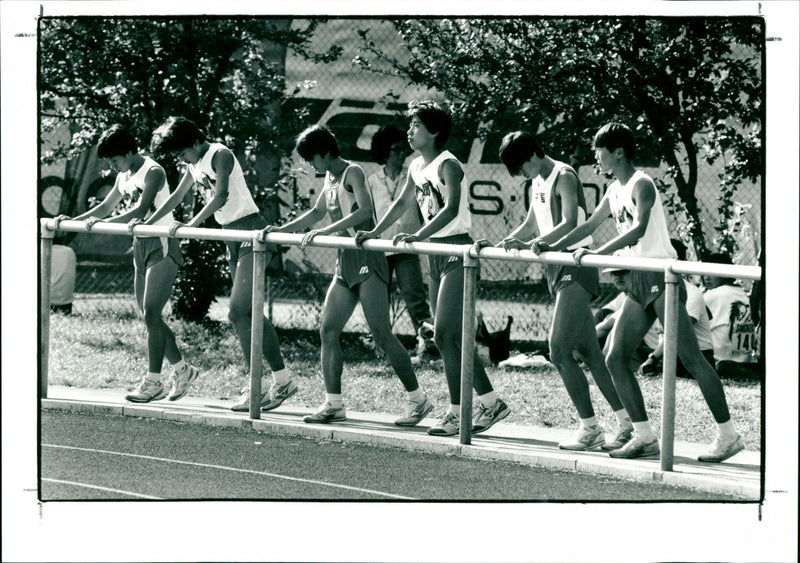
[638,239,715,377]
[703,252,761,379]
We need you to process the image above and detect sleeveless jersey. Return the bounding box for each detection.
[408,150,471,238]
[530,160,592,250]
[188,143,258,226]
[114,155,173,227]
[323,164,375,236]
[607,170,676,259]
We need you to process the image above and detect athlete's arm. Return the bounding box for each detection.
[547,193,611,252]
[185,148,232,227]
[403,158,461,242]
[354,171,413,245]
[536,169,582,245]
[592,177,655,256]
[315,167,373,236]
[71,177,125,222]
[145,167,194,225]
[105,167,165,224]
[264,190,326,236]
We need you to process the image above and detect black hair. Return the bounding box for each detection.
[705,252,736,283]
[97,125,138,159]
[498,131,545,176]
[370,125,407,164]
[593,122,636,160]
[407,99,451,149]
[150,116,206,155]
[295,125,340,161]
[670,238,688,261]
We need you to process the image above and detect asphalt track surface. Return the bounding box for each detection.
[41,411,741,502]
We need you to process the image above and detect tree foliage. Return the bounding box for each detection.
[39,17,342,320]
[355,17,763,256]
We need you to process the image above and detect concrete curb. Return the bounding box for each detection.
[41,396,761,500]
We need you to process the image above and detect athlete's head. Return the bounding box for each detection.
[593,122,636,160]
[295,125,340,163]
[97,125,138,159]
[499,131,546,177]
[370,125,408,165]
[703,252,736,289]
[150,116,207,156]
[407,100,451,150]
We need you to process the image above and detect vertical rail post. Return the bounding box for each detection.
[660,266,681,471]
[40,220,55,399]
[248,236,267,420]
[459,247,479,445]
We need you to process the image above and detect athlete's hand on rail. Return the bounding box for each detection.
[393,232,421,245]
[354,229,377,247]
[168,221,186,237]
[530,239,551,254]
[300,229,321,248]
[501,237,529,252]
[257,225,279,243]
[472,238,493,253]
[572,247,595,265]
[84,217,101,232]
[127,218,143,235]
[51,214,70,231]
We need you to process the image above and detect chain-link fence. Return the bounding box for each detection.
[44,18,762,343]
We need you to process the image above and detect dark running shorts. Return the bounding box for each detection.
[133,236,183,271]
[627,269,686,310]
[544,262,600,299]
[334,247,390,288]
[222,213,277,270]
[427,233,478,280]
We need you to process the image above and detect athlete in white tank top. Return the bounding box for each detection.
[408,150,471,238]
[606,169,676,259]
[189,143,259,226]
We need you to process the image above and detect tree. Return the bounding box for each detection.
[354,17,763,257]
[39,17,342,320]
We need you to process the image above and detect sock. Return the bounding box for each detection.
[326,393,343,408]
[477,390,497,408]
[172,359,187,373]
[632,421,656,443]
[272,368,290,386]
[717,419,738,440]
[580,416,598,429]
[448,404,460,417]
[407,388,424,403]
[614,408,633,429]
[146,372,161,383]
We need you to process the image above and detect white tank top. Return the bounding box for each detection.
[530,160,592,250]
[607,170,676,259]
[115,156,173,227]
[323,164,375,237]
[408,150,471,238]
[188,143,258,225]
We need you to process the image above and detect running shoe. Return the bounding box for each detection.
[600,425,634,451]
[168,364,200,401]
[231,385,270,412]
[697,434,745,463]
[303,402,347,424]
[261,379,299,412]
[394,395,434,427]
[608,435,660,459]
[427,411,460,436]
[558,425,605,451]
[472,398,510,434]
[125,378,167,403]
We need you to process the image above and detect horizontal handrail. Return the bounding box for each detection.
[40,218,762,281]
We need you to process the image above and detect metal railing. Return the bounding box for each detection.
[40,218,762,472]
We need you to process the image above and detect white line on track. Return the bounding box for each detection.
[41,478,162,499]
[43,444,416,500]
